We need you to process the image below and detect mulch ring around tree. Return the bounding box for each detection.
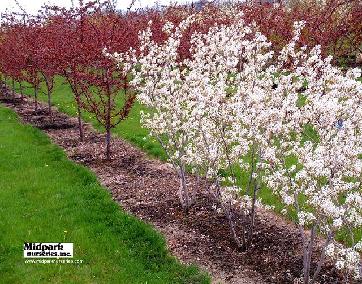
[0,94,353,284]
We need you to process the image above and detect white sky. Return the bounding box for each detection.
[0,0,194,15]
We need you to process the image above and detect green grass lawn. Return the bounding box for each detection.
[0,105,209,283]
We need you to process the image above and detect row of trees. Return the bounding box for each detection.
[0,1,360,158]
[0,1,152,158]
[127,16,362,283]
[0,1,361,282]
[243,0,362,64]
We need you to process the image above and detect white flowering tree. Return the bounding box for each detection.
[131,15,283,248]
[112,14,361,283]
[263,23,362,283]
[181,19,304,250]
[131,17,199,211]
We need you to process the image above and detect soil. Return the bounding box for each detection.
[0,94,355,284]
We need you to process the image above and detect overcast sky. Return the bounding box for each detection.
[0,0,194,15]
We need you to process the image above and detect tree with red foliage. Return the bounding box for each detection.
[75,4,139,159]
[241,0,362,65]
[0,13,28,98]
[48,3,90,141]
[40,1,142,148]
[36,6,68,115]
[21,19,42,110]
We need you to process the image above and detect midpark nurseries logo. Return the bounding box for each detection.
[24,243,73,258]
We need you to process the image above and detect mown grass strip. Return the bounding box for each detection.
[0,105,209,284]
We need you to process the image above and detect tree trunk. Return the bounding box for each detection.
[76,95,84,141]
[310,235,332,284]
[105,83,111,160]
[246,179,260,249]
[34,86,38,111]
[225,203,243,249]
[11,79,15,98]
[178,165,191,212]
[47,89,52,115]
[106,127,111,160]
[303,225,316,284]
[19,82,24,99]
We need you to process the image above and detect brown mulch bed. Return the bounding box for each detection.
[0,94,352,284]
